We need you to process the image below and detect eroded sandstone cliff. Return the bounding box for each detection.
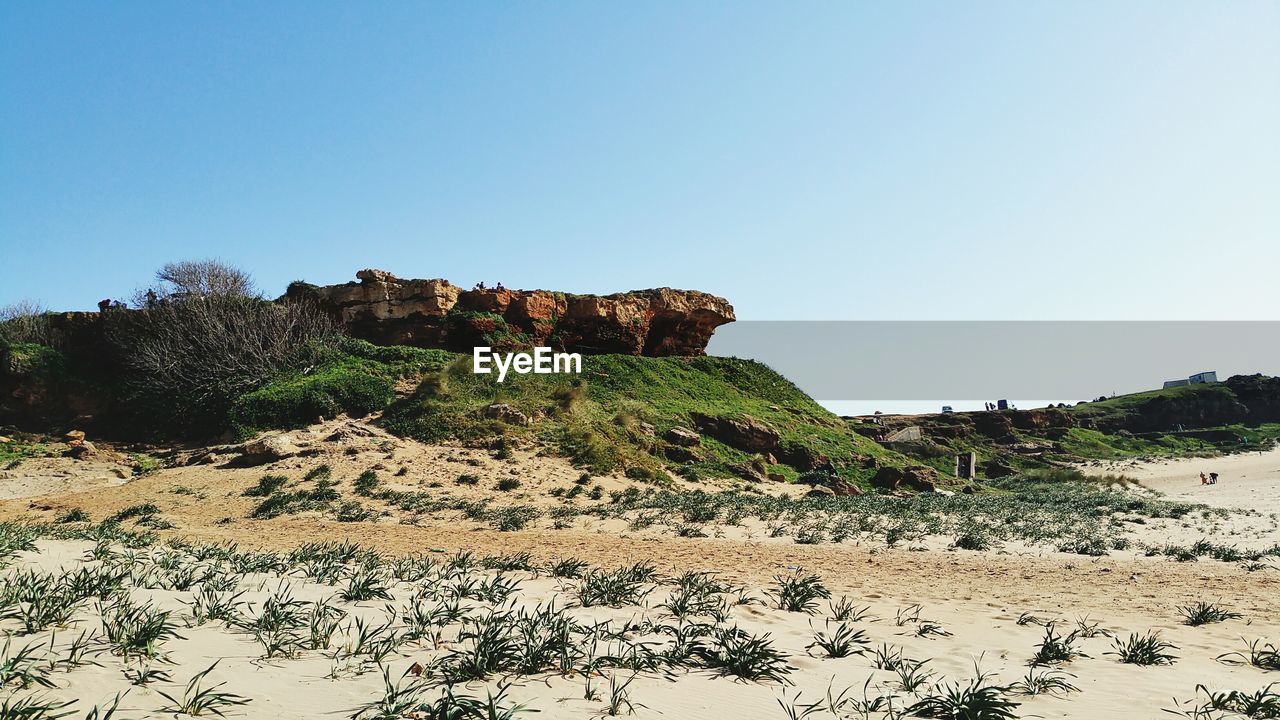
[288,269,735,356]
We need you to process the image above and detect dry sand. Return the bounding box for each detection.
[1085,446,1280,513]
[2,428,1278,719]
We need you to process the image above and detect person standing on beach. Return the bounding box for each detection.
[1200,472,1208,485]
[1210,472,1219,485]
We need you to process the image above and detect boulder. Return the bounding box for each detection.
[777,441,834,472]
[64,430,86,443]
[65,441,95,459]
[241,433,301,463]
[664,427,701,447]
[981,458,1017,479]
[870,465,938,493]
[483,403,531,426]
[663,445,701,463]
[689,413,780,454]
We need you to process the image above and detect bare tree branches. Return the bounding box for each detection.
[0,300,52,346]
[104,294,338,435]
[132,259,256,306]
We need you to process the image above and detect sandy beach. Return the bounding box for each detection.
[1085,447,1280,513]
[2,433,1278,720]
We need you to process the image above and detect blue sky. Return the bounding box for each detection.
[2,1,1277,320]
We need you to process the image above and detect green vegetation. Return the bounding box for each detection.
[229,339,451,438]
[1109,632,1178,666]
[242,474,288,497]
[1178,601,1242,627]
[0,521,1275,719]
[1067,382,1239,427]
[8,261,1280,490]
[872,379,1280,477]
[384,353,898,487]
[0,436,48,466]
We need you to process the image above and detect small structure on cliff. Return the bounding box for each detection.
[287,269,735,356]
[1164,370,1219,389]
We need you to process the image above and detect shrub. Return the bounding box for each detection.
[0,301,52,346]
[139,259,255,301]
[952,528,993,551]
[496,478,521,492]
[103,290,338,436]
[230,367,394,435]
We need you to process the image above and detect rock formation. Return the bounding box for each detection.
[288,269,735,356]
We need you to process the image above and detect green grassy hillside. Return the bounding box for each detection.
[873,379,1280,476]
[226,341,900,488]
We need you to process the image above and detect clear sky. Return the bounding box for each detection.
[2,1,1277,320]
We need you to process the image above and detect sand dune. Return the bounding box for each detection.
[2,430,1278,719]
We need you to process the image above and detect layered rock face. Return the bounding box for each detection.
[293,269,735,356]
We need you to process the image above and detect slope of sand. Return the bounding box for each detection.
[2,425,1278,719]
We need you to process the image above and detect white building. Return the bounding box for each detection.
[1164,371,1218,388]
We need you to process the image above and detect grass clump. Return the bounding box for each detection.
[770,572,831,614]
[303,464,332,481]
[693,626,794,683]
[1178,601,1242,626]
[1109,631,1178,666]
[806,620,870,658]
[56,508,89,524]
[157,661,251,716]
[353,470,380,496]
[1218,639,1280,671]
[249,479,339,519]
[108,504,160,523]
[242,474,287,497]
[1031,625,1084,665]
[907,667,1019,719]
